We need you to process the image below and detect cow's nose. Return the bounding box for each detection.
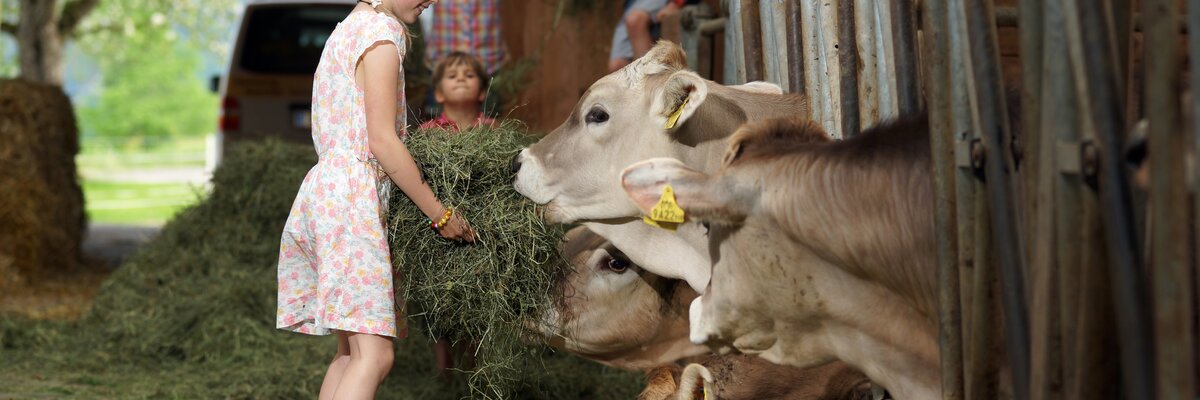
[510,152,523,175]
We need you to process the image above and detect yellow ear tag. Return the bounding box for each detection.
[664,97,690,130]
[703,387,710,400]
[641,184,686,231]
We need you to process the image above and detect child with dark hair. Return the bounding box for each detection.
[420,51,496,131]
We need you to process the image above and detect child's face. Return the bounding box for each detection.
[389,0,436,24]
[435,62,485,106]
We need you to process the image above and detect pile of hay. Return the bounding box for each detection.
[386,122,568,398]
[0,137,640,399]
[0,79,87,289]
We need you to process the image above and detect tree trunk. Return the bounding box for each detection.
[17,0,64,86]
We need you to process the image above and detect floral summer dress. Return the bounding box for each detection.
[277,11,409,338]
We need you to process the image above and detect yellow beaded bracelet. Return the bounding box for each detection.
[431,207,454,230]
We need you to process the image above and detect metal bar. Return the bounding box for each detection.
[1190,3,1200,388]
[1060,0,1156,398]
[1070,191,1120,398]
[967,189,999,399]
[760,0,790,91]
[948,1,977,391]
[890,0,920,114]
[855,0,880,126]
[1145,0,1197,396]
[961,1,1031,399]
[1020,0,1045,266]
[725,0,744,85]
[838,0,859,137]
[738,0,763,83]
[800,0,824,134]
[1041,2,1079,397]
[786,0,805,94]
[875,0,899,119]
[920,0,963,397]
[1025,0,1059,397]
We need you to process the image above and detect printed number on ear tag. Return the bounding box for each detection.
[664,97,690,130]
[641,184,686,231]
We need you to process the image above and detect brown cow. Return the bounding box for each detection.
[620,116,964,399]
[535,227,877,399]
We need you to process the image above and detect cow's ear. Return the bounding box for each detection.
[654,70,709,132]
[620,158,751,224]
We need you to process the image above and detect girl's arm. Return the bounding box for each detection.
[359,41,474,241]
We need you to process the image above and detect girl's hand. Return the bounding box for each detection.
[437,213,476,243]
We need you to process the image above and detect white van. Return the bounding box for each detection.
[215,0,356,157]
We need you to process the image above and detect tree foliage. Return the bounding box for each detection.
[76,31,216,143]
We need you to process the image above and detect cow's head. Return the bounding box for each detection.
[531,226,705,370]
[513,41,769,223]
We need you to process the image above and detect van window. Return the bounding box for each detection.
[239,5,351,74]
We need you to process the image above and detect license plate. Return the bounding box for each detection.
[291,107,312,130]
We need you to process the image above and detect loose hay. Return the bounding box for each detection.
[386,122,567,399]
[0,137,640,399]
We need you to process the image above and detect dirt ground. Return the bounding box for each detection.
[0,225,158,320]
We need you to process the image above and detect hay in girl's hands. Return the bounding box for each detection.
[386,121,565,399]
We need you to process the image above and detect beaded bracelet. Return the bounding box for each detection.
[430,207,454,230]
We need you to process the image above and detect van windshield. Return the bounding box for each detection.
[239,5,353,74]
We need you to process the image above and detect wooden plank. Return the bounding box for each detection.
[786,0,805,94]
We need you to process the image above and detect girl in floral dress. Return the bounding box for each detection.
[276,1,473,398]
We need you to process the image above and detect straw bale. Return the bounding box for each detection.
[0,79,86,288]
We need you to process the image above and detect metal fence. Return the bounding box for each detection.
[704,0,1199,398]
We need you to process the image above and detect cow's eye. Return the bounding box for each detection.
[602,255,629,273]
[585,108,609,124]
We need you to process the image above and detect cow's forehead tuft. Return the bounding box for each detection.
[618,59,669,90]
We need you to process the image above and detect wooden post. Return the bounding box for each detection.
[1144,0,1197,397]
[1061,0,1155,397]
[920,0,963,397]
[838,0,859,137]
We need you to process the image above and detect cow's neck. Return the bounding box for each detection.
[763,146,939,321]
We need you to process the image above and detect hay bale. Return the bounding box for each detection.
[0,79,86,288]
[386,122,568,398]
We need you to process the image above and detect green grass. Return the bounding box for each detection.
[82,180,207,225]
[77,135,213,225]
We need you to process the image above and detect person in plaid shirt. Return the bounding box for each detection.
[424,0,507,75]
